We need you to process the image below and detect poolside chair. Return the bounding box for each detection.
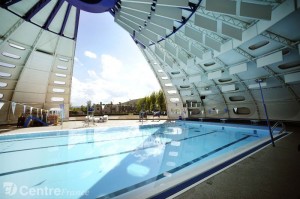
[103,115,108,122]
[152,111,160,121]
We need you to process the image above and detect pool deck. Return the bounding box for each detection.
[0,119,166,134]
[174,124,300,199]
[0,120,299,198]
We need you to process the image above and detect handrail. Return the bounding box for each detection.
[271,121,285,134]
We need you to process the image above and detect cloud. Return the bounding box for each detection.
[74,57,83,66]
[84,50,97,59]
[71,54,161,106]
[87,70,99,79]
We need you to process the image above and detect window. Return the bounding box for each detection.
[190,109,201,115]
[171,71,180,75]
[57,65,67,70]
[165,83,173,87]
[282,48,290,56]
[167,90,177,94]
[233,107,250,115]
[218,78,232,83]
[0,93,3,99]
[171,108,181,114]
[51,97,64,102]
[55,73,67,78]
[278,61,300,70]
[0,82,8,87]
[248,40,269,50]
[180,85,190,88]
[170,98,180,103]
[9,43,25,50]
[53,88,65,93]
[229,96,245,102]
[0,72,11,77]
[54,81,65,85]
[0,61,16,68]
[2,52,21,59]
[59,58,69,62]
[161,76,168,80]
[204,62,215,67]
[158,69,164,73]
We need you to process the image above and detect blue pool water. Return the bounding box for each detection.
[0,121,287,199]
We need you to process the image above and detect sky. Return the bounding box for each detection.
[71,11,161,106]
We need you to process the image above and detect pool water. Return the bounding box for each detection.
[0,121,287,199]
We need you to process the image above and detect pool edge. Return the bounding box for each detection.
[150,131,291,199]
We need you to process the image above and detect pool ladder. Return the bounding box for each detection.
[271,121,286,134]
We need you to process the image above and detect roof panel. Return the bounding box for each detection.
[36,31,58,54]
[9,21,41,46]
[8,0,39,16]
[63,6,76,38]
[56,37,75,57]
[30,0,57,27]
[48,1,68,33]
[0,9,20,36]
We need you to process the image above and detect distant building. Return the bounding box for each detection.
[93,99,139,115]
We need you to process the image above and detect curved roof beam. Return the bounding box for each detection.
[24,0,51,21]
[43,0,64,30]
[59,4,72,35]
[0,0,21,8]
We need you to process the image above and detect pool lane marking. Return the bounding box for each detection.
[0,132,164,154]
[0,124,164,143]
[95,135,251,199]
[0,127,152,143]
[0,123,167,143]
[0,131,218,177]
[0,128,211,154]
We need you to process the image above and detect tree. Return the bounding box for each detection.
[137,90,167,113]
[80,105,87,114]
[145,96,150,111]
[137,98,145,112]
[149,92,156,111]
[156,90,166,111]
[110,101,113,114]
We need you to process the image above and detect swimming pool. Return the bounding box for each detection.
[0,121,288,199]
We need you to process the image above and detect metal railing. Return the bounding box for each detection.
[271,121,286,135]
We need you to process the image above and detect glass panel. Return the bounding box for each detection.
[9,43,26,50]
[51,97,64,102]
[0,82,8,87]
[54,81,65,85]
[170,98,179,103]
[167,90,177,94]
[53,88,65,93]
[0,72,11,77]
[57,65,68,70]
[0,61,16,68]
[55,73,67,77]
[59,58,69,62]
[2,52,21,59]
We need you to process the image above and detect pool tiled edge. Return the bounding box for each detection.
[150,132,290,199]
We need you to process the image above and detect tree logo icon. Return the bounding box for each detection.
[3,182,18,196]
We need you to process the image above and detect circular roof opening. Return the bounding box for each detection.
[248,40,269,50]
[80,0,102,4]
[65,0,118,13]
